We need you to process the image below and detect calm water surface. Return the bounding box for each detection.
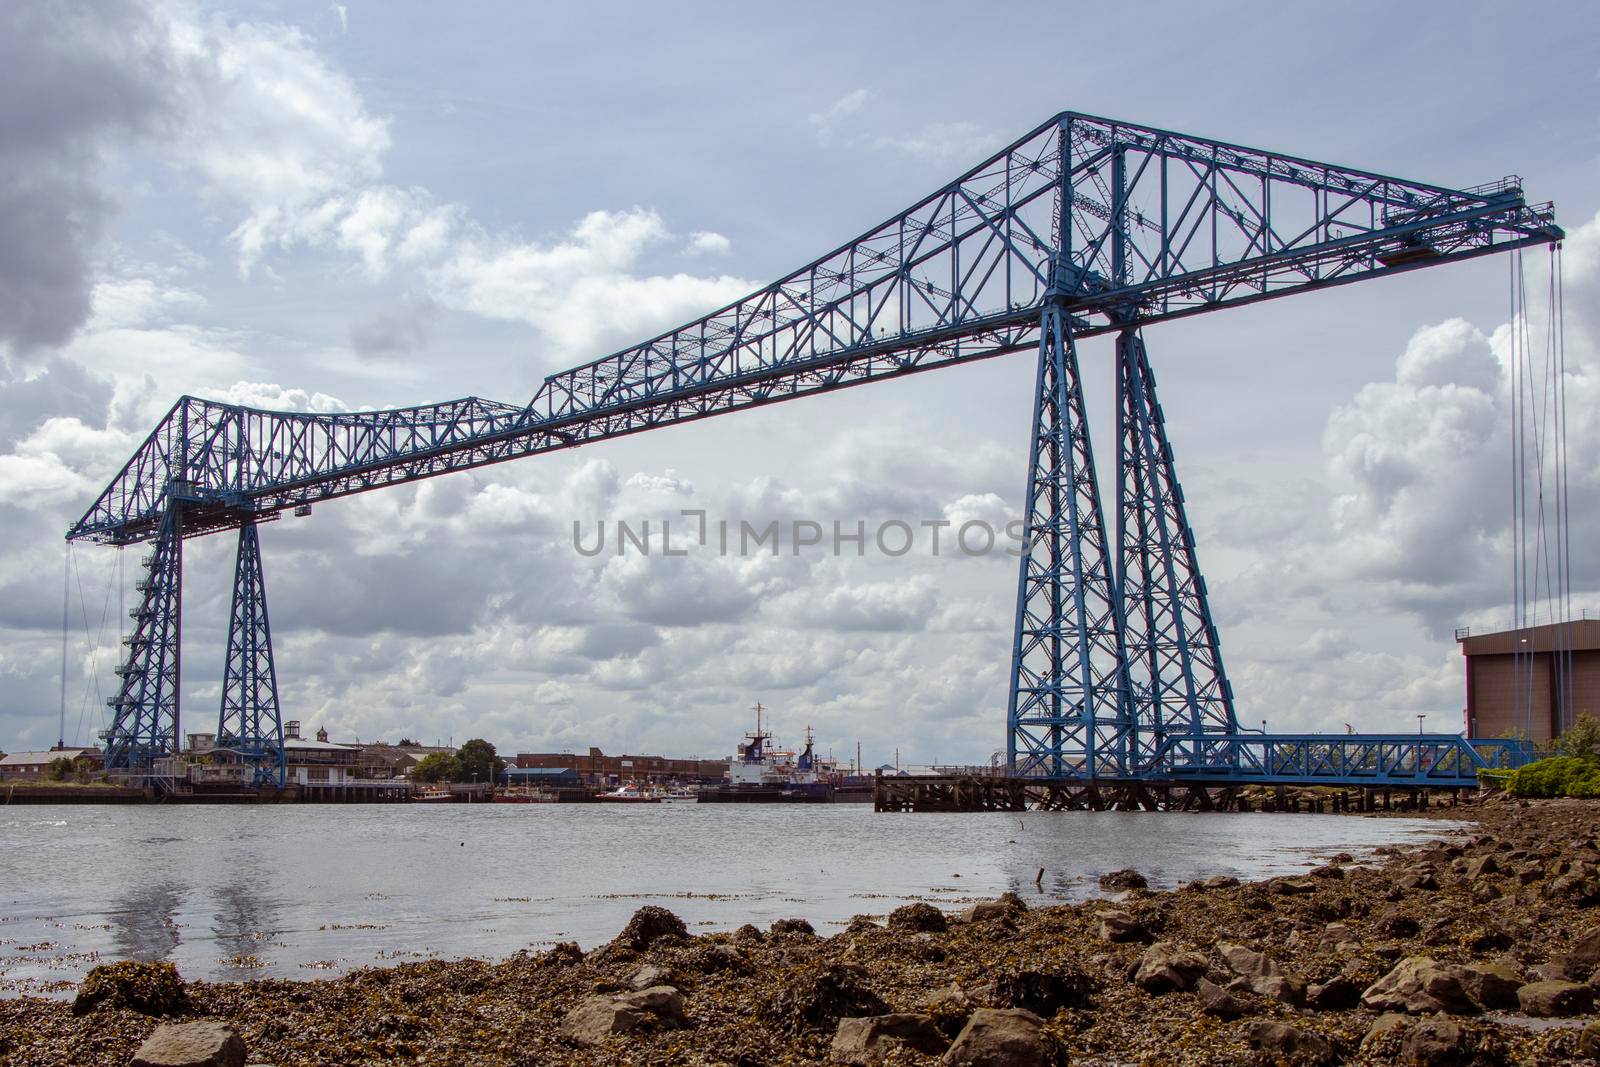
[0,804,1458,996]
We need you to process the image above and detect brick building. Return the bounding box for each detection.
[515,747,727,786]
[1458,618,1600,742]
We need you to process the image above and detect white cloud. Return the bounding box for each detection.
[161,14,390,272]
[428,208,754,358]
[876,121,998,164]
[87,278,205,330]
[684,231,731,256]
[0,416,131,508]
[808,89,871,139]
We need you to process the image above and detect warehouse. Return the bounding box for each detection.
[1458,618,1600,742]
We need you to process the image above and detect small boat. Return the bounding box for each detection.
[659,787,697,802]
[595,783,661,803]
[414,789,455,803]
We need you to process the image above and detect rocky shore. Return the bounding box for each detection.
[4,796,1600,1065]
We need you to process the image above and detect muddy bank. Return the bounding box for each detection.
[3,796,1599,1065]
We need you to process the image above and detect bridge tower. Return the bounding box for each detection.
[103,503,183,775]
[1114,328,1236,769]
[217,522,286,787]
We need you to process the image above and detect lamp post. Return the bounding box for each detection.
[1416,714,1426,736]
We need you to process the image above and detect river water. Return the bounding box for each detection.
[0,803,1456,997]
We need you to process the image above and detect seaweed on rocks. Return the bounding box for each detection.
[71,961,190,1018]
[614,906,689,951]
[764,962,889,1035]
[886,902,948,933]
[992,965,1097,1014]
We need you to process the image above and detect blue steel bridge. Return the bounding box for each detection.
[69,112,1556,791]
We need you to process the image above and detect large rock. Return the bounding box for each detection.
[628,964,672,991]
[561,997,651,1046]
[73,961,191,1017]
[1571,926,1600,971]
[560,985,686,1046]
[1132,942,1207,994]
[1095,910,1149,944]
[1218,941,1302,1005]
[1360,956,1479,1015]
[1249,974,1307,1007]
[1098,868,1148,891]
[1194,977,1251,1018]
[1516,979,1594,1017]
[1401,1017,1472,1067]
[770,917,816,937]
[942,1008,1054,1066]
[1217,942,1281,979]
[831,1014,948,1064]
[620,985,686,1024]
[130,1021,246,1067]
[1545,873,1600,906]
[1245,1021,1335,1065]
[961,900,1015,924]
[1580,1020,1600,1058]
[1459,962,1522,1010]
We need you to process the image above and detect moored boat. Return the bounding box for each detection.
[596,782,661,803]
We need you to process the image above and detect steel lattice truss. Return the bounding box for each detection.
[104,507,182,772]
[70,112,1561,786]
[70,113,1558,547]
[217,523,286,787]
[1115,330,1235,766]
[1008,310,1127,778]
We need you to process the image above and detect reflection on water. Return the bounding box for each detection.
[1,804,1459,995]
[211,877,283,974]
[107,882,184,962]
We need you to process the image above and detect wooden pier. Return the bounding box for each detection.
[872,773,1467,813]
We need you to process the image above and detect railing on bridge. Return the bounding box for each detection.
[1011,733,1533,788]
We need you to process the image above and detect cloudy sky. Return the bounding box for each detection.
[1,0,1596,765]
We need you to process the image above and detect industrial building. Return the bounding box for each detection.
[515,747,727,787]
[1458,618,1600,742]
[0,747,103,780]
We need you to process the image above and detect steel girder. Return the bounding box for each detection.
[1149,734,1535,788]
[1007,306,1127,778]
[103,504,182,774]
[1115,329,1236,767]
[68,113,1560,546]
[66,112,1561,791]
[217,523,286,788]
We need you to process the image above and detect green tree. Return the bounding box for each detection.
[48,756,72,781]
[455,738,505,784]
[412,752,460,783]
[1556,714,1600,759]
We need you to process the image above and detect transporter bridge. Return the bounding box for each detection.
[67,113,1561,790]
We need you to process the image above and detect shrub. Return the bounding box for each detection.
[1506,755,1600,798]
